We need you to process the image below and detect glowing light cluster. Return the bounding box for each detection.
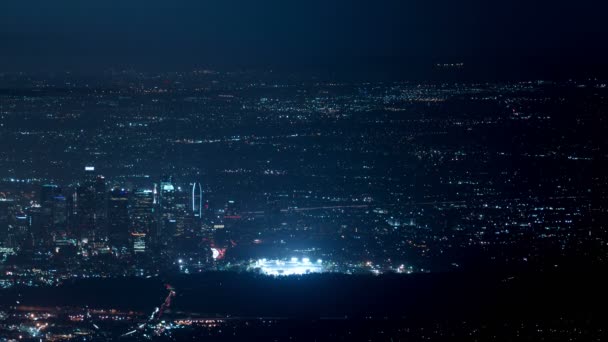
[253,257,324,276]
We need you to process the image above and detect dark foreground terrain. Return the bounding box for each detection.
[0,268,606,341]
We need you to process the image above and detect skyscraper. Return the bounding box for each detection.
[76,167,106,242]
[52,195,68,230]
[158,179,177,242]
[131,232,147,254]
[40,184,61,210]
[39,184,62,241]
[192,182,203,219]
[107,188,130,248]
[130,188,156,248]
[174,188,190,237]
[0,199,16,247]
[40,185,68,233]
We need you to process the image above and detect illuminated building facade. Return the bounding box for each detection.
[130,188,156,247]
[158,179,177,242]
[192,182,203,219]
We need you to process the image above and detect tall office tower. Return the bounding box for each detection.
[0,199,16,247]
[66,189,77,233]
[94,175,107,225]
[130,188,156,247]
[27,204,44,246]
[40,184,61,210]
[76,185,95,241]
[52,195,68,230]
[131,232,147,254]
[76,166,107,242]
[10,211,29,249]
[174,188,190,237]
[192,182,203,219]
[39,184,60,239]
[158,179,177,242]
[39,184,68,235]
[83,166,97,183]
[107,188,130,248]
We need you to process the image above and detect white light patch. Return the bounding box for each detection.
[254,258,325,276]
[211,248,220,259]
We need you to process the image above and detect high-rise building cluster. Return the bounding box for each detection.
[0,166,207,255]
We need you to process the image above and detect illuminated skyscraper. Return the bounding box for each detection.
[174,188,189,237]
[130,188,156,247]
[157,176,192,240]
[158,179,177,241]
[131,232,147,254]
[192,182,203,218]
[131,188,156,232]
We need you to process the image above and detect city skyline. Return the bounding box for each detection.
[0,1,606,340]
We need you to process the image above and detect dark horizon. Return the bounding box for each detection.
[2,57,608,83]
[2,0,607,79]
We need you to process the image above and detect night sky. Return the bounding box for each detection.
[1,0,607,76]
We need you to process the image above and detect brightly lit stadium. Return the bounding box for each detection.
[250,258,325,276]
